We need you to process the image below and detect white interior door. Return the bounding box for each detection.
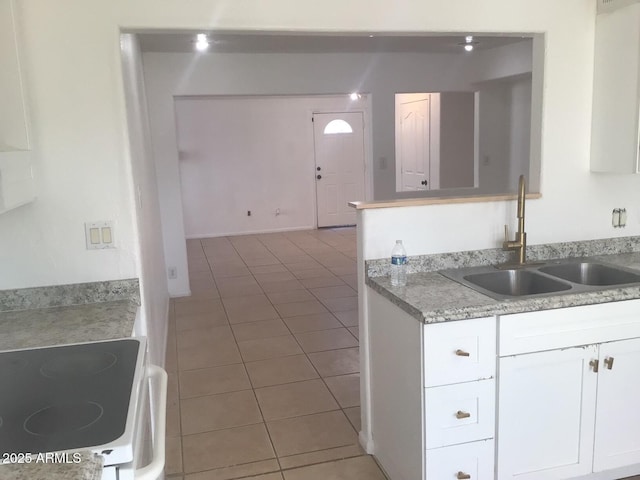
[313,112,365,227]
[398,98,430,191]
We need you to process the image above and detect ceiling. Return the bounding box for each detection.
[137,32,532,54]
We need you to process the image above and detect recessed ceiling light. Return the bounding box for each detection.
[195,33,209,52]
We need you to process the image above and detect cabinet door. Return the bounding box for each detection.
[593,337,640,471]
[591,3,640,173]
[497,346,598,480]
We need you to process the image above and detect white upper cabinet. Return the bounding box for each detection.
[591,2,640,173]
[0,0,35,214]
[0,0,30,151]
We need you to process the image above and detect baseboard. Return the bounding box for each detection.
[359,430,375,455]
[186,225,316,239]
[169,289,192,298]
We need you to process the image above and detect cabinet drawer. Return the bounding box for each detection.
[425,379,495,449]
[424,317,496,387]
[425,439,495,480]
[499,299,640,356]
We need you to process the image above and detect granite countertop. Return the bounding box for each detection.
[1,452,103,480]
[0,298,139,479]
[366,252,640,323]
[0,299,138,351]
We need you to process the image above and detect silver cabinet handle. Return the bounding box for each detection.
[455,349,470,357]
[456,410,471,419]
[604,356,615,370]
[457,472,471,479]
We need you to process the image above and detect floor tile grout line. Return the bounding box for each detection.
[246,232,362,448]
[168,293,186,476]
[176,229,361,477]
[222,235,290,473]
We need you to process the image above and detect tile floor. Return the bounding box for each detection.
[164,227,389,479]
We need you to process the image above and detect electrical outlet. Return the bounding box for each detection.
[168,267,177,279]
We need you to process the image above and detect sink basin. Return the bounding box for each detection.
[539,262,640,286]
[439,259,640,301]
[463,269,572,298]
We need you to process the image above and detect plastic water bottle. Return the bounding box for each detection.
[390,240,407,287]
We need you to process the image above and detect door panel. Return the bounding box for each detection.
[498,346,598,480]
[313,112,365,227]
[398,99,430,191]
[593,338,640,471]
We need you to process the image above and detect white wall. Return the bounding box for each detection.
[120,34,169,366]
[477,83,512,194]
[0,0,139,290]
[509,77,532,189]
[439,92,475,188]
[175,95,368,238]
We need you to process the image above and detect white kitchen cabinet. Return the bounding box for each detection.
[593,338,640,472]
[498,346,598,480]
[0,0,35,214]
[367,288,496,480]
[498,300,640,480]
[367,288,640,480]
[0,0,30,151]
[591,3,640,173]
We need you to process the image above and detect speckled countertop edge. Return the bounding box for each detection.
[0,278,140,312]
[0,300,139,351]
[0,452,103,480]
[366,248,640,324]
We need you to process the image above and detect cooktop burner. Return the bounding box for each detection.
[0,339,140,456]
[24,401,104,436]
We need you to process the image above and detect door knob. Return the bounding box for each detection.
[317,175,322,180]
[421,180,428,186]
[317,166,321,171]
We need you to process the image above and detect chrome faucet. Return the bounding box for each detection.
[503,175,527,265]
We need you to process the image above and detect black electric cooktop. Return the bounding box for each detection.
[0,339,141,455]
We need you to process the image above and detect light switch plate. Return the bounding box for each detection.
[85,221,115,249]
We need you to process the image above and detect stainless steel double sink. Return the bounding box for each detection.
[439,259,640,301]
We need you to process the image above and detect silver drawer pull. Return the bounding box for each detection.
[457,472,471,479]
[455,410,471,419]
[455,349,470,357]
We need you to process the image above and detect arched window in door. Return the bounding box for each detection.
[323,119,353,134]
